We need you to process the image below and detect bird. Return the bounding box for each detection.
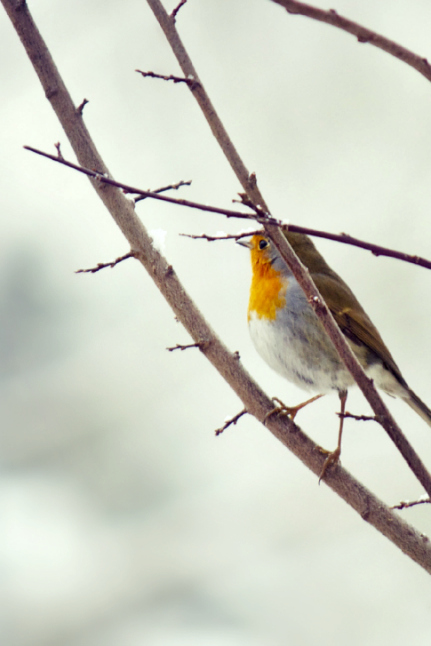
[238,228,431,474]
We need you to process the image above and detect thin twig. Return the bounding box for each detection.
[391,497,431,511]
[166,342,202,351]
[215,409,247,436]
[271,0,431,84]
[136,69,199,89]
[54,141,63,160]
[76,98,89,115]
[337,412,378,423]
[134,179,192,203]
[76,251,135,274]
[171,0,188,22]
[180,231,261,242]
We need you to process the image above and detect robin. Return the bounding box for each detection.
[239,228,431,472]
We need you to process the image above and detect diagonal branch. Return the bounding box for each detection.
[3,0,431,572]
[271,0,431,84]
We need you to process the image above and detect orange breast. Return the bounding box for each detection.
[248,261,287,321]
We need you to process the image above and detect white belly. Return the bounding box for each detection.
[248,309,355,394]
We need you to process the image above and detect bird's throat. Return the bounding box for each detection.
[248,262,287,322]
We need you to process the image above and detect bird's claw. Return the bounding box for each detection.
[318,446,341,482]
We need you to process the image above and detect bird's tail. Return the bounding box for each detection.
[404,388,431,428]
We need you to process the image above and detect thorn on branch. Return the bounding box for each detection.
[247,172,258,190]
[390,497,431,511]
[54,141,64,160]
[76,98,89,115]
[166,342,203,352]
[76,251,135,274]
[136,69,200,90]
[215,409,248,436]
[171,0,188,22]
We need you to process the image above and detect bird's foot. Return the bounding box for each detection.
[263,394,323,425]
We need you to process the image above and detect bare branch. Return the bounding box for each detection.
[54,141,63,160]
[76,251,135,274]
[76,98,89,115]
[134,179,192,203]
[180,231,261,242]
[166,342,202,351]
[215,409,248,436]
[337,412,378,423]
[284,226,431,271]
[136,69,199,89]
[171,0,188,22]
[271,0,431,84]
[391,497,431,511]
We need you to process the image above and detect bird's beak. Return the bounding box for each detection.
[236,238,253,249]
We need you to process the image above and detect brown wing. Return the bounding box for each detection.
[313,272,404,384]
[284,228,405,383]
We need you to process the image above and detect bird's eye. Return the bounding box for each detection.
[258,239,269,250]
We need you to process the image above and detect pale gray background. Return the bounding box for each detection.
[1,1,431,644]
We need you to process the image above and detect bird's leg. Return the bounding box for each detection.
[319,389,348,481]
[264,394,323,425]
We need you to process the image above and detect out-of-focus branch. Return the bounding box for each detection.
[3,0,431,572]
[145,0,431,502]
[271,0,431,84]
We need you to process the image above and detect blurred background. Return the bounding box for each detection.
[1,0,431,644]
